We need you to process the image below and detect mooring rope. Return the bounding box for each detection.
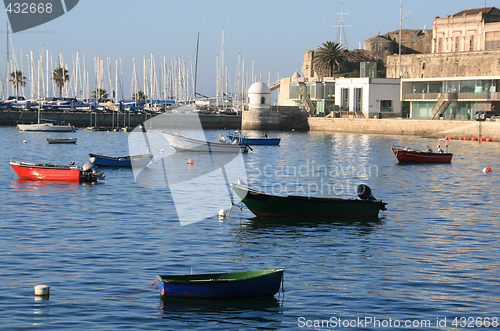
[115,277,159,297]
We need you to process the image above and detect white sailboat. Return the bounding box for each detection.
[17,100,76,132]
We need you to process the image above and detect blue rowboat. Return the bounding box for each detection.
[89,153,152,167]
[158,269,284,299]
[227,132,280,146]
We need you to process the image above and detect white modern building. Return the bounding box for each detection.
[334,78,402,118]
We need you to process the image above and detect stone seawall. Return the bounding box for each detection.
[0,110,241,130]
[308,118,500,140]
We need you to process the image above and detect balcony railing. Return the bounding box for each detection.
[403,92,500,101]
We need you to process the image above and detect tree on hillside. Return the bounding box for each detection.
[9,70,26,99]
[314,41,348,77]
[52,67,70,98]
[92,88,108,99]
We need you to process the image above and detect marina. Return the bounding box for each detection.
[1,126,499,329]
[1,1,500,329]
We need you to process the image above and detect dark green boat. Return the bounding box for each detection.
[231,183,387,218]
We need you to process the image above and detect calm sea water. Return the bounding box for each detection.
[0,125,499,330]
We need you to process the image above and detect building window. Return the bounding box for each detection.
[261,97,265,104]
[341,88,349,110]
[469,35,474,51]
[485,31,500,50]
[354,88,362,112]
[380,100,393,113]
[455,36,460,52]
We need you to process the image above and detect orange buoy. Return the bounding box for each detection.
[479,137,485,142]
[471,137,477,141]
[187,158,194,164]
[483,167,492,173]
[463,137,468,141]
[486,138,492,142]
[459,137,463,140]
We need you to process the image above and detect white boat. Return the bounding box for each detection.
[162,132,250,153]
[18,122,76,132]
[17,101,76,132]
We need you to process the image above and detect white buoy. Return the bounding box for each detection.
[34,285,50,297]
[23,140,27,143]
[160,149,164,153]
[218,209,227,219]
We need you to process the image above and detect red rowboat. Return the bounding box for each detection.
[391,145,453,163]
[10,160,102,182]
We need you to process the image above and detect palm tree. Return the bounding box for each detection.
[314,41,347,77]
[52,67,69,98]
[9,70,26,99]
[92,88,108,99]
[132,90,147,101]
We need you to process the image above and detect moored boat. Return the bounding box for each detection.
[10,160,103,182]
[391,145,453,163]
[227,131,280,146]
[46,137,77,144]
[162,132,250,153]
[231,183,387,218]
[89,153,153,167]
[158,269,284,299]
[17,122,76,132]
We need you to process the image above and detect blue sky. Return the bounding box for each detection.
[1,0,498,99]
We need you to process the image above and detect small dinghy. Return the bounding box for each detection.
[46,137,77,144]
[158,269,284,299]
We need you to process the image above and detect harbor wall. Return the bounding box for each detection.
[0,110,241,130]
[307,117,500,140]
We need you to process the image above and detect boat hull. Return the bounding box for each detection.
[392,148,453,163]
[158,269,284,299]
[232,184,386,218]
[162,133,249,153]
[89,153,152,167]
[17,123,76,132]
[10,161,96,182]
[227,134,280,146]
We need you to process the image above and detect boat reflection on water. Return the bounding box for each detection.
[10,179,94,196]
[159,295,283,325]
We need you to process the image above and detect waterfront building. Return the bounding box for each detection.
[277,71,335,116]
[401,76,499,119]
[385,7,500,120]
[432,7,500,53]
[335,78,402,118]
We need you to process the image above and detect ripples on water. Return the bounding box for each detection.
[0,127,499,330]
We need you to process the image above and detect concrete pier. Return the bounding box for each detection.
[307,117,500,140]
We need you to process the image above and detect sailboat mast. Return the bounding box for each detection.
[5,22,9,99]
[194,32,199,99]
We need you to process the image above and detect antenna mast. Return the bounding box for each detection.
[330,0,351,48]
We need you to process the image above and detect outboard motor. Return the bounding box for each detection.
[82,161,97,172]
[357,184,375,201]
[82,162,105,180]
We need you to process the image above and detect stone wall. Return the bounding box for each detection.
[0,110,242,130]
[308,117,500,140]
[386,50,500,78]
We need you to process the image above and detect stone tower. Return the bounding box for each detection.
[241,81,279,130]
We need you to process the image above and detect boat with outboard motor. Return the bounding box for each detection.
[10,159,103,182]
[231,183,386,218]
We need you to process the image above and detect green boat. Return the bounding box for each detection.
[231,183,387,218]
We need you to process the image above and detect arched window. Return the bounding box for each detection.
[261,97,265,104]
